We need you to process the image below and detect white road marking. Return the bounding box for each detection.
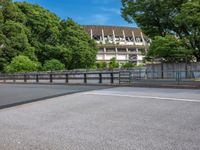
[84,92,200,103]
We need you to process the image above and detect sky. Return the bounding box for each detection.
[14,0,137,27]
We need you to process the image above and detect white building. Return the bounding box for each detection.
[83,25,150,65]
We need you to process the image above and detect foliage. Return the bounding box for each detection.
[37,44,71,68]
[0,21,36,70]
[43,59,65,71]
[175,0,200,60]
[95,61,107,69]
[147,35,193,63]
[101,61,107,69]
[60,19,97,69]
[136,64,145,68]
[5,55,40,73]
[121,62,136,69]
[0,1,97,72]
[109,57,119,70]
[121,0,200,61]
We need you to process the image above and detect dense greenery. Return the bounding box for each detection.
[108,57,119,70]
[121,62,136,69]
[147,35,193,62]
[5,55,40,73]
[121,0,200,61]
[0,0,97,72]
[43,59,65,71]
[95,60,137,70]
[95,61,107,70]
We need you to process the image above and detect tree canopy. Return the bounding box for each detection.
[147,35,193,63]
[0,1,97,72]
[121,0,200,61]
[43,59,65,71]
[5,55,40,73]
[109,57,119,70]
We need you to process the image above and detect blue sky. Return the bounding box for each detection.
[14,0,137,27]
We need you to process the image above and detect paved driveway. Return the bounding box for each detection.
[0,87,200,150]
[0,84,110,109]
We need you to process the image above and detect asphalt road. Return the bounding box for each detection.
[0,84,111,109]
[0,87,200,150]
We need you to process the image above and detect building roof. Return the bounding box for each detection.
[83,25,146,37]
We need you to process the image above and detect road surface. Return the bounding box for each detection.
[0,84,111,109]
[0,86,200,149]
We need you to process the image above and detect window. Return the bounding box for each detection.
[106,48,116,52]
[118,48,127,52]
[93,35,101,41]
[128,48,137,52]
[99,48,104,52]
[135,37,143,42]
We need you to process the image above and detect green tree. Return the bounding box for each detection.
[0,0,11,8]
[43,59,65,71]
[60,19,97,69]
[175,0,200,60]
[95,61,107,70]
[121,0,200,61]
[37,44,71,68]
[0,1,98,72]
[16,2,61,46]
[102,61,107,69]
[0,9,4,24]
[0,21,36,70]
[121,0,187,37]
[121,62,136,69]
[5,55,40,73]
[147,35,192,63]
[109,57,119,70]
[2,2,26,23]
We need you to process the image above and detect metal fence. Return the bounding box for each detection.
[0,70,200,88]
[118,69,200,88]
[128,69,200,80]
[0,71,119,85]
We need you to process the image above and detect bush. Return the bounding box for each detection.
[109,57,119,70]
[4,55,40,73]
[95,61,107,69]
[121,62,136,69]
[43,59,65,71]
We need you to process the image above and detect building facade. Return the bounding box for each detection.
[83,25,150,65]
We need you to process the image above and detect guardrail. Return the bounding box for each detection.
[0,71,120,85]
[0,70,200,88]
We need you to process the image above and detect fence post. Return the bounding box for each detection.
[99,73,102,84]
[50,73,53,83]
[65,74,68,83]
[3,74,6,83]
[36,74,39,83]
[129,71,131,84]
[140,68,142,79]
[161,62,164,79]
[13,74,16,83]
[176,71,181,85]
[84,73,87,84]
[24,73,27,83]
[110,72,114,84]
